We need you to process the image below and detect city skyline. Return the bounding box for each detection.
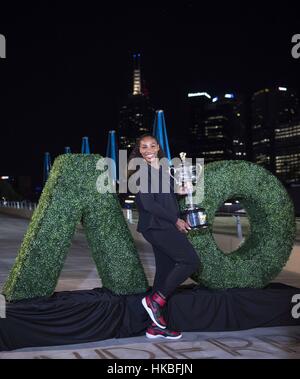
[0,2,299,187]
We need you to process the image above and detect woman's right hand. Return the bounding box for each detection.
[175,218,191,233]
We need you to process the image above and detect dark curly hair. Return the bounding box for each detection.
[127,133,166,179]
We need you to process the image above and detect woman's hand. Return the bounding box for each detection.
[175,218,191,233]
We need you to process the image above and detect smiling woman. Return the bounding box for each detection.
[128,133,201,339]
[127,134,167,178]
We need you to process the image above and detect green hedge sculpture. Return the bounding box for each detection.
[2,157,296,301]
[184,160,296,288]
[3,154,148,301]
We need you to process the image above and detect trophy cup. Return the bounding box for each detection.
[169,153,208,229]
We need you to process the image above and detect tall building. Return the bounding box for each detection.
[118,53,155,150]
[187,92,247,162]
[251,87,300,184]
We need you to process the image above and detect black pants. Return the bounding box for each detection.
[142,226,201,299]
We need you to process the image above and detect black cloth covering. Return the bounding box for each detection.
[0,283,299,351]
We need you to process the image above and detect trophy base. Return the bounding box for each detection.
[181,206,208,230]
[190,224,209,230]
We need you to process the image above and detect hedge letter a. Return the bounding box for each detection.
[3,154,148,301]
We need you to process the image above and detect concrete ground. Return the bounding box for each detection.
[0,212,299,359]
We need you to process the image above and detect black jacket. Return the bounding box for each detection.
[135,164,181,233]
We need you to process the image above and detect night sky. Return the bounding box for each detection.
[1,1,299,186]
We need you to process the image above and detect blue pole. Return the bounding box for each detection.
[43,152,52,185]
[161,112,171,162]
[81,137,90,154]
[106,130,118,182]
[111,131,118,182]
[153,110,171,163]
[157,112,164,152]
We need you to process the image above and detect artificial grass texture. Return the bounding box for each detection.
[2,157,296,300]
[183,160,296,288]
[3,154,148,301]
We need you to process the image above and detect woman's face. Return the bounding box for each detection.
[139,137,160,164]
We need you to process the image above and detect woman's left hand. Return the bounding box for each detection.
[176,218,191,233]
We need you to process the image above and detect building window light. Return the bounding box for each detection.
[224,93,234,99]
[188,92,211,99]
[278,87,287,91]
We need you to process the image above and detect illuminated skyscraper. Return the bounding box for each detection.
[251,87,300,184]
[118,53,155,150]
[187,92,247,162]
[132,53,142,96]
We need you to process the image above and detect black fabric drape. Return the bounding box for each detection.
[167,283,300,331]
[0,283,299,351]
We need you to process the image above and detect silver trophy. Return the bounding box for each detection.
[169,153,208,229]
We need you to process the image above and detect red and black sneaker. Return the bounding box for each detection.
[146,323,182,340]
[142,292,167,329]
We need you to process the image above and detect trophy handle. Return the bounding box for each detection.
[195,163,203,181]
[168,166,180,184]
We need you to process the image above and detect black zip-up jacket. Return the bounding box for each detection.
[135,164,181,232]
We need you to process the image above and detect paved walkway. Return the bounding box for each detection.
[0,213,299,359]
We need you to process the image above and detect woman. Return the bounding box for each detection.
[128,134,201,340]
